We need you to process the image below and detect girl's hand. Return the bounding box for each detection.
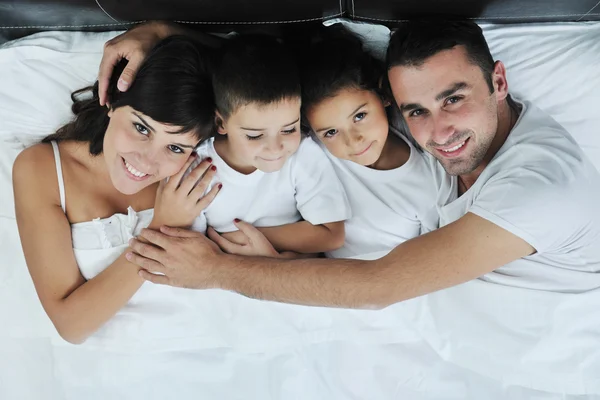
[151,155,221,229]
[207,220,279,257]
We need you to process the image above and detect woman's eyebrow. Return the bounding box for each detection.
[133,112,156,133]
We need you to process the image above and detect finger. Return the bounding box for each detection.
[192,181,221,211]
[207,227,245,254]
[159,225,204,239]
[98,44,121,106]
[117,52,144,92]
[232,219,262,240]
[139,269,171,285]
[157,177,167,194]
[125,250,166,273]
[129,237,166,260]
[166,153,198,191]
[179,158,215,195]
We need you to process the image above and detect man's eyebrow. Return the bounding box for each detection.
[133,112,156,133]
[348,103,368,118]
[172,142,195,149]
[240,117,300,131]
[399,103,422,113]
[435,82,470,102]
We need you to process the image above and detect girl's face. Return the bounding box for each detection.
[216,97,302,173]
[103,106,200,195]
[306,88,390,166]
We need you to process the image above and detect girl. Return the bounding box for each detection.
[13,36,220,344]
[300,27,440,259]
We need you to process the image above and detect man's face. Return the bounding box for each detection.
[388,46,506,176]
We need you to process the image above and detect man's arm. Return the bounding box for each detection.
[129,213,534,309]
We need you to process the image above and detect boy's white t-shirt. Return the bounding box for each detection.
[324,129,439,259]
[429,99,600,292]
[190,136,351,234]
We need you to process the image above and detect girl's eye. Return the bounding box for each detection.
[354,112,367,122]
[324,129,337,138]
[246,135,262,141]
[168,145,184,154]
[282,127,297,135]
[133,122,149,135]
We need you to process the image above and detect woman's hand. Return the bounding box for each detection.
[98,21,174,106]
[151,155,221,229]
[208,220,280,257]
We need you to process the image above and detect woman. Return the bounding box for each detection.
[13,36,220,344]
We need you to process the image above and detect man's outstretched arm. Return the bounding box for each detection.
[128,213,534,309]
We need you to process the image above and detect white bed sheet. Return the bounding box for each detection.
[1,22,600,400]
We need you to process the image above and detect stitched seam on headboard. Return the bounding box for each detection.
[0,13,344,29]
[353,13,600,22]
[351,0,355,18]
[339,0,343,17]
[577,0,600,21]
[95,0,119,23]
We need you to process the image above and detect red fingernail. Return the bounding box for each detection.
[218,183,223,189]
[206,157,212,163]
[234,218,240,223]
[211,165,217,171]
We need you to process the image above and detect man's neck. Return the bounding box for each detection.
[458,98,520,193]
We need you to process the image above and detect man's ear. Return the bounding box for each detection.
[107,107,114,118]
[214,111,227,135]
[492,60,509,102]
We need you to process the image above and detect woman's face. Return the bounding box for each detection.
[103,106,200,195]
[306,88,390,166]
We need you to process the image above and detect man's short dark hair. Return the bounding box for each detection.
[212,34,301,119]
[386,20,496,93]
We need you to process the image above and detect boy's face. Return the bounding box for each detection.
[306,88,390,166]
[217,98,302,173]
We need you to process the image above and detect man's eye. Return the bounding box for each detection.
[324,129,337,138]
[446,96,462,105]
[354,112,366,122]
[133,122,149,135]
[168,145,184,154]
[409,109,426,117]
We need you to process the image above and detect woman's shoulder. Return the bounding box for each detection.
[13,142,57,180]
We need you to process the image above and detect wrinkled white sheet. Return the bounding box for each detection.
[2,22,600,400]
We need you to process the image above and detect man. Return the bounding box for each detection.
[106,20,600,308]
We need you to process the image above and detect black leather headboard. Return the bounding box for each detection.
[1,0,599,44]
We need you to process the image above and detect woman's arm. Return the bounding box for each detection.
[13,146,145,344]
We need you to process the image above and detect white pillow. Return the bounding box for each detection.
[326,18,600,171]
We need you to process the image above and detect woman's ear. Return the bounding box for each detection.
[107,107,114,118]
[214,111,227,135]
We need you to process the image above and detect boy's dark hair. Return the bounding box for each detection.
[43,36,216,155]
[300,26,387,113]
[386,20,495,93]
[212,34,301,120]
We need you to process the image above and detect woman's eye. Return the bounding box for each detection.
[282,127,297,135]
[323,129,337,138]
[168,145,184,154]
[246,135,262,141]
[354,112,367,122]
[133,122,149,135]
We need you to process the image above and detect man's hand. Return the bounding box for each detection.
[208,220,280,257]
[98,21,173,106]
[127,226,223,289]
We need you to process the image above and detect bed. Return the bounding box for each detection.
[1,1,600,399]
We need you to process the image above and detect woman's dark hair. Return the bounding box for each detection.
[300,26,387,115]
[43,35,216,155]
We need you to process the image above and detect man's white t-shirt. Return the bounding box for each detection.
[429,99,600,292]
[324,129,439,259]
[190,137,351,234]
